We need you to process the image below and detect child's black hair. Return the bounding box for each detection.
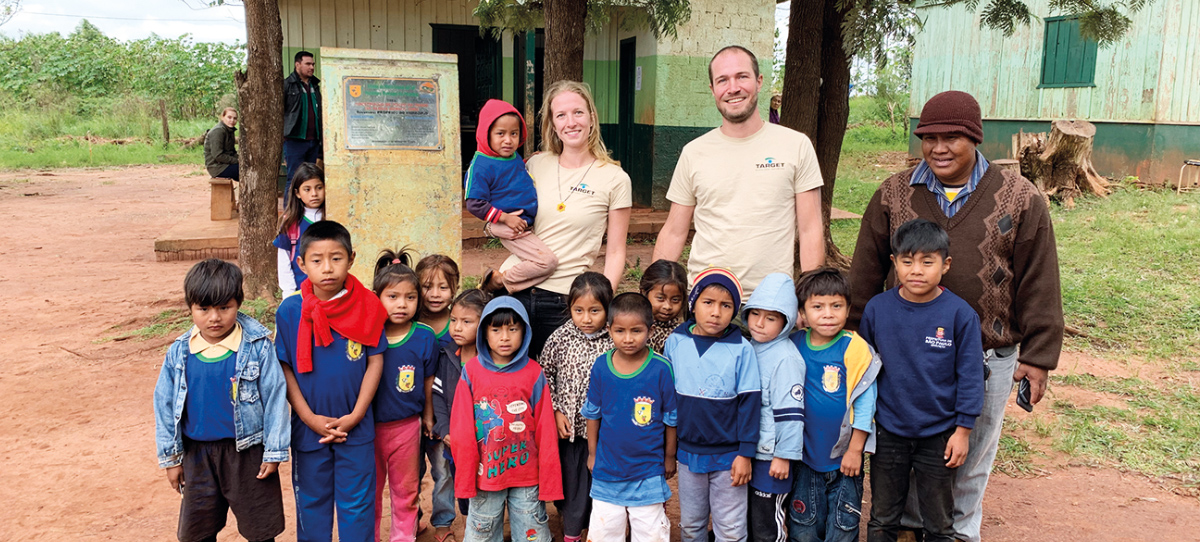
[278,162,325,237]
[452,288,490,315]
[373,247,420,295]
[298,220,353,260]
[639,259,688,296]
[891,218,950,259]
[482,307,524,331]
[568,271,614,309]
[608,292,654,327]
[184,259,245,308]
[794,266,851,306]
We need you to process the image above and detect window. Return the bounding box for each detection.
[1040,16,1098,88]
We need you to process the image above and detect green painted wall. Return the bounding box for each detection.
[582,60,621,124]
[907,117,1200,185]
[910,0,1199,124]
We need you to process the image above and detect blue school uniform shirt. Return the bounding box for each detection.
[374,322,439,423]
[796,331,853,472]
[858,287,985,439]
[181,349,238,441]
[581,350,677,507]
[275,293,388,451]
[432,321,456,351]
[271,212,318,287]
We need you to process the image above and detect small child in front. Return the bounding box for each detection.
[859,219,984,542]
[582,292,678,542]
[274,162,326,298]
[638,259,688,354]
[740,272,806,542]
[788,267,880,542]
[372,249,439,542]
[448,297,563,542]
[464,99,558,294]
[154,259,289,542]
[665,268,761,542]
[539,272,616,542]
[417,254,461,351]
[275,220,388,542]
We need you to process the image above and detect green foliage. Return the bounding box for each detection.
[474,0,691,38]
[0,21,245,119]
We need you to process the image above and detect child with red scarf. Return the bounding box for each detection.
[275,220,389,542]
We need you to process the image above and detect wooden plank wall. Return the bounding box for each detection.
[909,0,1198,124]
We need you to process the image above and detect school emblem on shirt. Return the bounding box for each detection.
[632,396,654,427]
[822,365,842,393]
[397,365,416,393]
[790,384,805,402]
[926,327,953,349]
[346,340,364,361]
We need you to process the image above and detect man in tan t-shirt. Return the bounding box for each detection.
[653,45,825,297]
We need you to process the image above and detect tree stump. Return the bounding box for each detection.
[1011,120,1110,209]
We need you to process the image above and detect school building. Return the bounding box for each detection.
[908,0,1200,184]
[276,0,779,209]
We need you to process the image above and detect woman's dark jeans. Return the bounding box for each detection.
[510,287,569,360]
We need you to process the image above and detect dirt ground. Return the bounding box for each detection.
[1,165,1196,541]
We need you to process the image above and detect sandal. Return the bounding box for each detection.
[434,527,456,542]
[480,268,506,296]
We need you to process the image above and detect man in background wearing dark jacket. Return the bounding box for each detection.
[283,50,322,194]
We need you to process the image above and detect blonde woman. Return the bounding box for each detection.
[489,80,632,360]
[204,107,239,180]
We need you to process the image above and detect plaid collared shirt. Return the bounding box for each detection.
[910,150,990,218]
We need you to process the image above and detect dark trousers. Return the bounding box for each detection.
[748,488,788,542]
[178,439,284,542]
[867,427,957,542]
[556,437,592,537]
[216,163,240,181]
[510,287,569,360]
[283,138,321,194]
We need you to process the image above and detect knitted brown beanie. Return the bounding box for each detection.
[913,90,983,144]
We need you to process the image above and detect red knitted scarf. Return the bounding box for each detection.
[297,274,386,373]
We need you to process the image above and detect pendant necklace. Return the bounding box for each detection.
[556,157,595,212]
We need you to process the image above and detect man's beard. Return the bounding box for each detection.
[718,93,759,124]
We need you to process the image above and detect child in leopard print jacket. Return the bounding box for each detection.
[538,272,615,542]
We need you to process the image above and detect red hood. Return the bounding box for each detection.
[476,99,527,158]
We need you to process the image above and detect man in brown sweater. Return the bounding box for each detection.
[848,90,1063,542]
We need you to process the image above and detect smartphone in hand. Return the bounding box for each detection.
[1016,377,1033,412]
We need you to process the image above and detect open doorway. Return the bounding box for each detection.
[432,24,503,173]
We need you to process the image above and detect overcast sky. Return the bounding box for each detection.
[2,0,247,43]
[3,1,786,47]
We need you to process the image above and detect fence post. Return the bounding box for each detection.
[159,99,170,148]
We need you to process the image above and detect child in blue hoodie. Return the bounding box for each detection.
[465,99,558,295]
[741,272,807,542]
[665,267,761,542]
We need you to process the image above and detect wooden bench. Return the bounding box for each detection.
[210,178,238,221]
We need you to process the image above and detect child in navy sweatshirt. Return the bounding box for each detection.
[465,99,558,295]
[665,268,761,542]
[858,219,984,542]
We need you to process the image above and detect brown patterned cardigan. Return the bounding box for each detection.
[539,322,614,438]
[847,165,1065,371]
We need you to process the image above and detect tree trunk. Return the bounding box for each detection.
[780,0,823,136]
[813,0,853,269]
[1013,120,1110,209]
[544,0,586,84]
[235,0,284,301]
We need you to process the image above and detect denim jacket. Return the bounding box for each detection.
[154,313,290,468]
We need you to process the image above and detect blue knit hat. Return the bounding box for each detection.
[688,267,743,311]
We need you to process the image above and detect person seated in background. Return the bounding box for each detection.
[205,107,239,181]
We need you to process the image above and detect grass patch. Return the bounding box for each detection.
[828,123,910,255]
[110,308,192,341]
[1048,373,1200,483]
[1052,182,1200,358]
[0,139,203,169]
[461,275,481,291]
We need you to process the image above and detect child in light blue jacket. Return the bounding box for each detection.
[153,259,289,542]
[742,272,807,542]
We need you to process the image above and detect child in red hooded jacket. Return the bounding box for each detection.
[449,296,563,542]
[464,99,558,295]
